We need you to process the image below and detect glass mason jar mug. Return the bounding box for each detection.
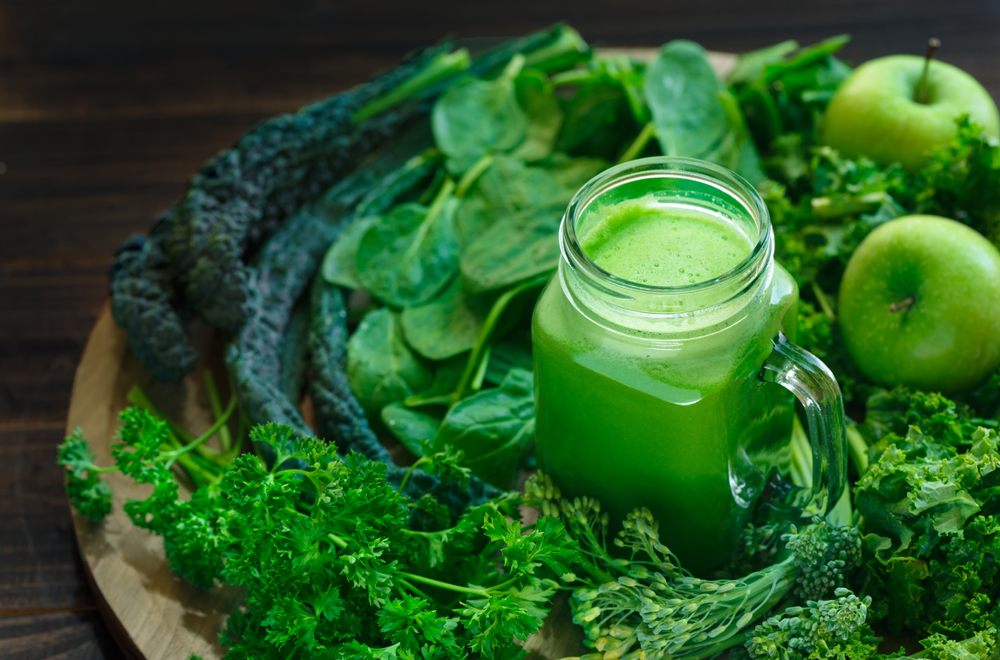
[531,157,846,574]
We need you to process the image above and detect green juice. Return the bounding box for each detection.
[533,195,798,574]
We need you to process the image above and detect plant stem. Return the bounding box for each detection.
[203,370,232,452]
[398,572,490,598]
[888,295,916,314]
[163,394,237,468]
[916,38,941,105]
[455,154,494,198]
[617,122,656,164]
[452,273,550,404]
[399,457,431,492]
[811,282,836,321]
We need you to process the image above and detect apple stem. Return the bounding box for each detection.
[916,38,941,104]
[888,296,917,314]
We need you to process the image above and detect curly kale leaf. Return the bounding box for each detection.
[855,420,1000,638]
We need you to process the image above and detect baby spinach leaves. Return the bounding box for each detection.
[347,308,433,427]
[431,369,536,489]
[643,40,765,183]
[645,40,729,159]
[433,56,529,174]
[357,182,460,307]
[461,204,564,293]
[381,402,443,457]
[401,277,491,360]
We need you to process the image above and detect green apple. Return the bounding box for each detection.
[823,55,999,171]
[838,214,1000,394]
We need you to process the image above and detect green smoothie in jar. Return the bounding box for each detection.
[532,158,846,574]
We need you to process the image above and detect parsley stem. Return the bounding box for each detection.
[162,393,237,468]
[397,572,489,597]
[203,370,232,453]
[399,457,431,492]
[327,533,348,549]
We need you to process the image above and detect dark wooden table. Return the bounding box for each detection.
[2,1,998,657]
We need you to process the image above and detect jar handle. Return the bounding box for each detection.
[761,332,847,515]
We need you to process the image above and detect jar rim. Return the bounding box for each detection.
[561,156,772,296]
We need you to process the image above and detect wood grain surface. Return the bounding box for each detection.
[2,1,1000,657]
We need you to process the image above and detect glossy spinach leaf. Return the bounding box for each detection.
[432,56,528,175]
[404,354,469,407]
[400,277,493,360]
[356,186,460,307]
[432,368,536,489]
[644,40,728,158]
[381,402,443,457]
[346,308,433,428]
[511,68,563,163]
[461,204,564,293]
[556,80,637,161]
[322,214,379,288]
[486,339,533,386]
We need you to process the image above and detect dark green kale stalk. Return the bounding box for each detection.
[854,388,1000,639]
[60,410,580,659]
[524,473,861,660]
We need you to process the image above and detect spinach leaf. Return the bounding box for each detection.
[356,182,460,307]
[727,40,799,85]
[432,368,536,489]
[486,340,534,386]
[322,214,379,288]
[556,80,637,161]
[404,354,469,407]
[432,56,528,175]
[454,156,603,247]
[644,40,728,158]
[346,308,433,428]
[400,277,492,360]
[461,204,564,293]
[381,402,443,457]
[511,68,563,162]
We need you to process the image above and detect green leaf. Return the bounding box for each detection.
[356,191,460,307]
[404,354,469,407]
[555,80,637,161]
[644,40,727,158]
[400,277,492,360]
[727,39,799,85]
[486,340,533,386]
[432,57,529,174]
[322,214,380,288]
[347,308,433,427]
[461,204,563,293]
[59,429,113,522]
[511,68,563,162]
[432,368,535,489]
[381,402,443,457]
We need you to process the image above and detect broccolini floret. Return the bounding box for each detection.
[525,473,862,660]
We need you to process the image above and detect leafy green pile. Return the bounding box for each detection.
[63,408,580,659]
[82,22,1000,660]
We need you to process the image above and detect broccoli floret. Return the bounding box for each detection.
[742,588,878,660]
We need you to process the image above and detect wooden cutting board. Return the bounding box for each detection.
[66,50,740,660]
